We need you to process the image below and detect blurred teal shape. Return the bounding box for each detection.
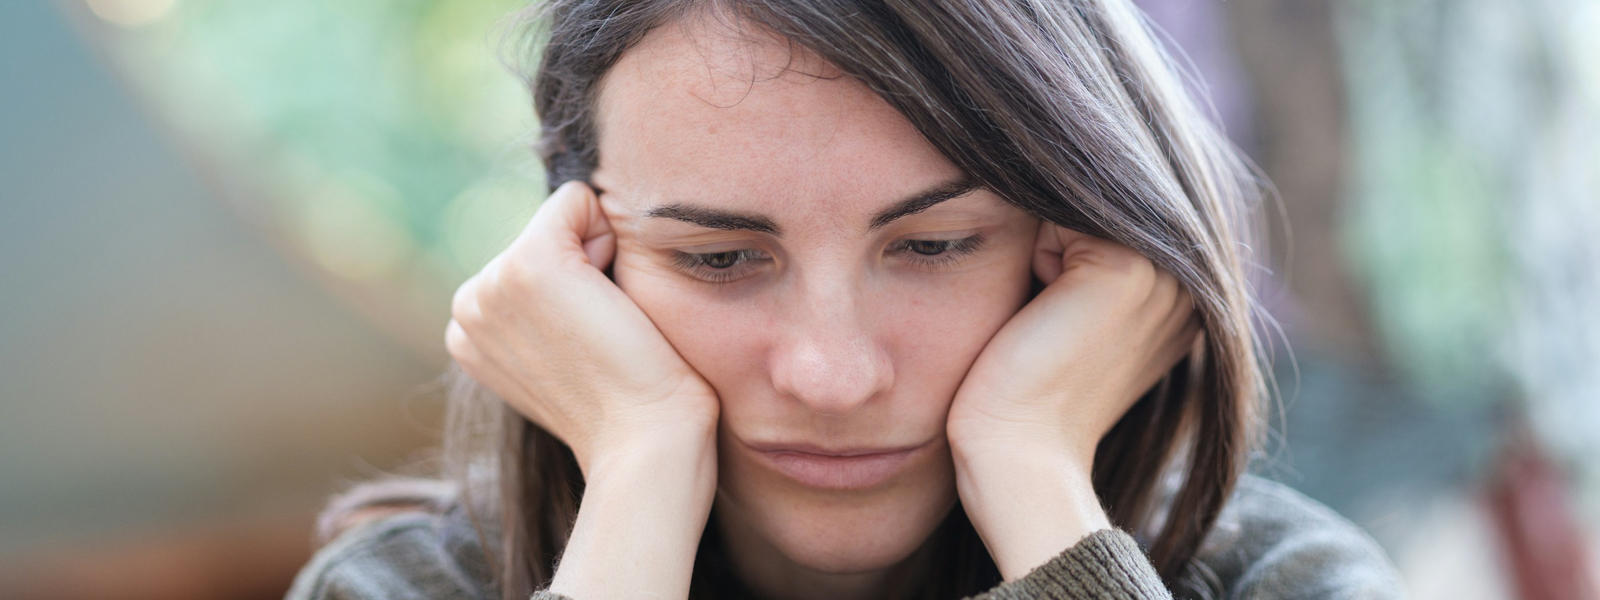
[1339,0,1600,460]
[77,0,1600,455]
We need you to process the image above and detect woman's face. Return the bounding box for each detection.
[590,18,1039,577]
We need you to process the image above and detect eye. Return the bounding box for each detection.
[671,249,771,283]
[699,251,743,269]
[891,234,987,267]
[903,239,958,256]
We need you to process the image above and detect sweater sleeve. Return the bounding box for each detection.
[965,529,1172,600]
[1178,476,1407,600]
[528,528,1170,600]
[298,477,1404,600]
[285,513,494,600]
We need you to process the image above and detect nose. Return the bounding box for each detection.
[768,282,893,417]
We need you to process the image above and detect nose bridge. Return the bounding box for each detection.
[770,265,892,416]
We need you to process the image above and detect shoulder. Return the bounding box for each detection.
[285,506,497,600]
[1177,475,1408,600]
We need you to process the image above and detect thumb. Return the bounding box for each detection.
[521,180,617,271]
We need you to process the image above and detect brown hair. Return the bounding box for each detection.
[327,1,1269,598]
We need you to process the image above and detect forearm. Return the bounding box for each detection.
[953,436,1111,582]
[547,428,718,600]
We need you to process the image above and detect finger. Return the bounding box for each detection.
[1160,284,1204,355]
[1030,223,1092,284]
[578,185,618,270]
[1168,318,1204,370]
[445,318,484,368]
[450,275,484,330]
[1170,281,1195,317]
[446,324,552,430]
[1152,284,1203,345]
[1031,222,1065,284]
[1141,268,1185,321]
[516,180,617,271]
[1141,316,1203,392]
[1045,229,1153,294]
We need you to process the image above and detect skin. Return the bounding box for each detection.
[592,17,1038,599]
[446,14,1199,600]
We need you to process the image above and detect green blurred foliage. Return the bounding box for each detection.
[82,0,1600,444]
[1340,0,1600,446]
[95,0,545,300]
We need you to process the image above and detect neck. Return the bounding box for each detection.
[710,504,938,600]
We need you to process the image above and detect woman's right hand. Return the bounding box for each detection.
[445,180,719,474]
[447,181,719,599]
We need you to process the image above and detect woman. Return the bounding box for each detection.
[289,1,1405,599]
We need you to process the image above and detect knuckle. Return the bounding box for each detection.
[444,321,476,363]
[1105,258,1157,301]
[450,281,480,324]
[470,259,549,325]
[1129,257,1159,287]
[495,252,549,301]
[1173,284,1196,311]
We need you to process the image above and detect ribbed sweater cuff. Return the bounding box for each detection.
[978,529,1173,600]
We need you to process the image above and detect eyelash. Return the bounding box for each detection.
[670,234,988,284]
[892,235,988,268]
[670,249,772,284]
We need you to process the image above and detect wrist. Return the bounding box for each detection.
[952,436,1110,581]
[582,420,718,494]
[550,421,718,599]
[578,393,720,478]
[948,422,1096,474]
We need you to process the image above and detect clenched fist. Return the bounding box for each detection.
[445,180,720,474]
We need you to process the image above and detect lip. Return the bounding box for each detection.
[744,439,932,491]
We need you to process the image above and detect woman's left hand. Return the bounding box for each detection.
[946,222,1200,580]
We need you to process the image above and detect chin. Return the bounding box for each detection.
[721,461,960,574]
[771,498,955,573]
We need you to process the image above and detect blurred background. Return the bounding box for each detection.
[0,0,1595,598]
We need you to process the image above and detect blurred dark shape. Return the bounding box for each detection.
[1220,0,1372,357]
[0,514,311,600]
[0,1,443,598]
[1486,420,1597,600]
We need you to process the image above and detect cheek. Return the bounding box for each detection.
[611,237,1037,412]
[612,241,1036,569]
[610,250,772,397]
[881,254,1036,397]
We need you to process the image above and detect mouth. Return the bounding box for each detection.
[743,439,932,491]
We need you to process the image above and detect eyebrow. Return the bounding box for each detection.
[866,178,981,231]
[642,178,982,236]
[643,204,780,235]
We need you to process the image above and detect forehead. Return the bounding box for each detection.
[591,15,961,227]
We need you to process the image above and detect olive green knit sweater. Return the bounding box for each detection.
[287,475,1407,600]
